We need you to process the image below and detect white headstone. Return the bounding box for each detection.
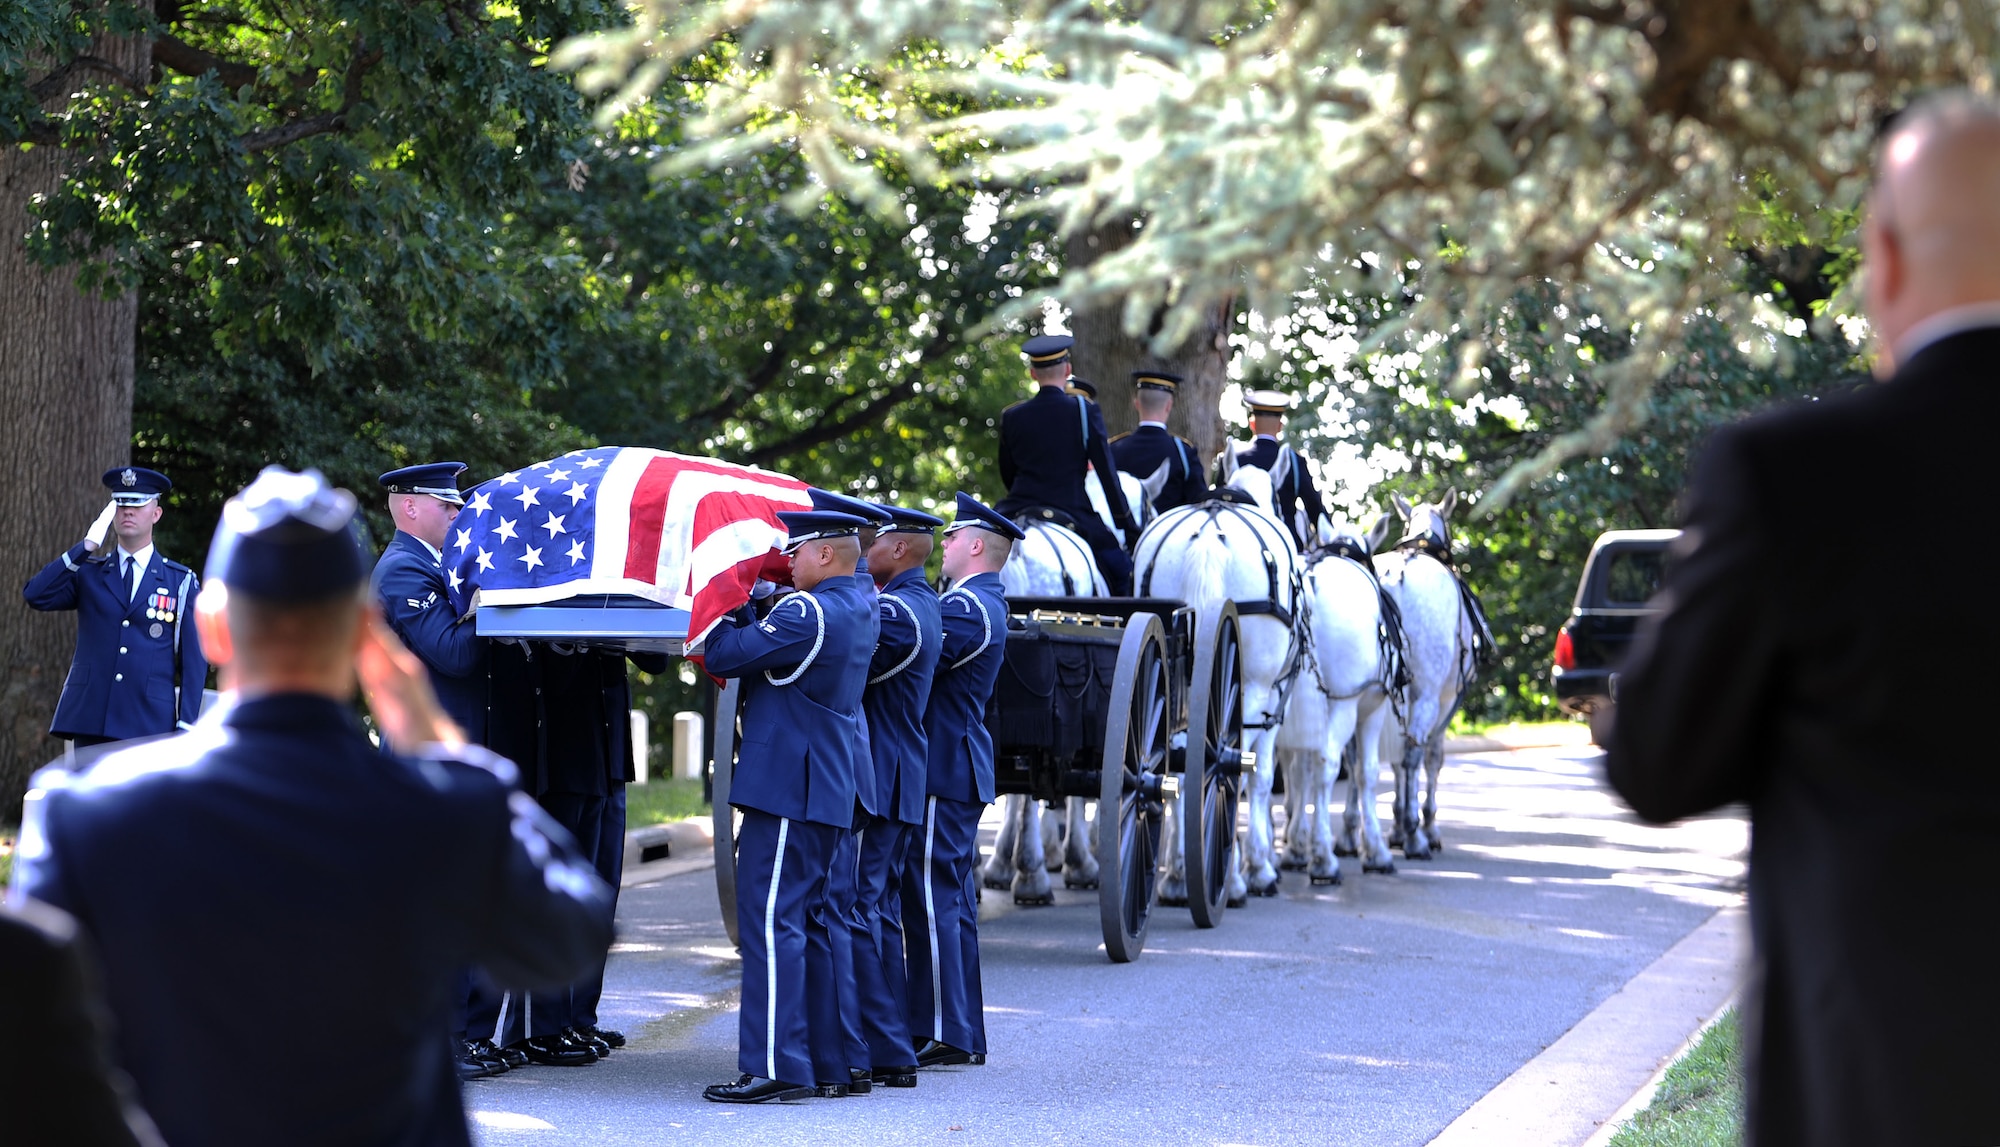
[629,709,650,785]
[672,711,705,780]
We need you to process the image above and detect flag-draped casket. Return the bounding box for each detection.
[449,447,812,656]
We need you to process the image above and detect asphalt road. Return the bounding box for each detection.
[469,744,1746,1147]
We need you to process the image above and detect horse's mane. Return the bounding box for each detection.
[1181,516,1233,621]
[1227,465,1277,516]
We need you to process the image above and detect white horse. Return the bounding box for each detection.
[984,516,1102,903]
[1134,465,1302,901]
[1373,490,1483,859]
[1086,466,1153,549]
[1275,515,1401,881]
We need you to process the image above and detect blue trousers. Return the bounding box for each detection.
[736,809,840,1085]
[902,796,987,1055]
[812,826,871,1082]
[467,791,610,1044]
[574,784,625,1028]
[855,816,916,1066]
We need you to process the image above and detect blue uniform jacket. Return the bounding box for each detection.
[923,571,1008,805]
[997,388,1139,536]
[704,576,874,828]
[23,542,206,739]
[1112,423,1210,513]
[862,567,943,825]
[846,569,884,818]
[372,532,487,741]
[13,694,614,1147]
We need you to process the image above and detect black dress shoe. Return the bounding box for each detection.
[467,1038,514,1073]
[914,1039,983,1067]
[703,1074,814,1103]
[870,1064,919,1088]
[455,1043,495,1081]
[814,1081,851,1098]
[509,1033,597,1066]
[575,1022,626,1049]
[845,1068,873,1095]
[566,1027,612,1057]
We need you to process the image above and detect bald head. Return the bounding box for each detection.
[1865,92,2000,369]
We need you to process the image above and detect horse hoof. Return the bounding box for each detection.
[1044,859,1063,873]
[1309,871,1342,886]
[1332,843,1358,858]
[1226,895,1249,908]
[1401,846,1433,861]
[1362,860,1397,875]
[1278,855,1308,872]
[1158,891,1189,907]
[981,875,1011,892]
[1063,876,1100,890]
[1249,883,1281,898]
[1013,891,1055,907]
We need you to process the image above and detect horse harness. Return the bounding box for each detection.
[1305,541,1412,726]
[1011,507,1098,597]
[1391,525,1496,699]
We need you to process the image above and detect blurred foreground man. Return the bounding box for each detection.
[13,467,614,1147]
[1604,92,2000,1147]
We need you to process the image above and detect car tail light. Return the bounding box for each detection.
[1553,627,1576,671]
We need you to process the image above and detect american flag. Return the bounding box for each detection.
[444,447,812,650]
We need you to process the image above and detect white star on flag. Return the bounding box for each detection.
[475,547,495,572]
[466,491,492,516]
[519,545,544,570]
[513,485,540,511]
[541,512,566,536]
[496,517,519,542]
[547,467,571,482]
[577,456,604,470]
[448,567,464,591]
[567,539,587,565]
[496,471,521,486]
[454,527,472,550]
[564,481,589,505]
[530,459,552,470]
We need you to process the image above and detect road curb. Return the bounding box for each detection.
[1426,902,1748,1147]
[1577,988,1741,1147]
[620,818,714,888]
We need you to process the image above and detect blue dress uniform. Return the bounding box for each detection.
[1111,371,1210,514]
[700,511,874,1100]
[1215,390,1327,552]
[11,466,614,1147]
[996,335,1139,594]
[372,463,486,743]
[855,509,945,1080]
[904,494,1017,1064]
[23,467,205,743]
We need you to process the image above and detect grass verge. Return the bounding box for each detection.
[626,777,710,827]
[1607,1008,1744,1147]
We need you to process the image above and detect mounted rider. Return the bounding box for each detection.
[1110,370,1210,514]
[1214,389,1327,553]
[994,334,1140,595]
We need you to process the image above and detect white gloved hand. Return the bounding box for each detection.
[83,500,117,551]
[750,579,780,601]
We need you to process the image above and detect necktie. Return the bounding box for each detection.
[122,556,136,602]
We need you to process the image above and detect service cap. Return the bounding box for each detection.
[874,503,946,535]
[808,487,895,525]
[1133,370,1182,394]
[103,466,172,507]
[379,462,468,507]
[1022,334,1075,367]
[1066,377,1099,399]
[205,467,370,603]
[1243,389,1297,415]
[777,510,869,554]
[943,491,1026,541]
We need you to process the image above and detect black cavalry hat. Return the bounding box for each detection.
[205,467,371,604]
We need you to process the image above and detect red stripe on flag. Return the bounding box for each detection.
[623,455,681,582]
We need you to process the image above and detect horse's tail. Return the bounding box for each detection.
[1181,515,1234,621]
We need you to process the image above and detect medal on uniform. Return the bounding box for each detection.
[150,622,163,638]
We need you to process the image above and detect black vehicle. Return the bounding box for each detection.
[1553,529,1679,730]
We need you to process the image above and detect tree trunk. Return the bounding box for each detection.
[1065,221,1233,470]
[0,18,148,817]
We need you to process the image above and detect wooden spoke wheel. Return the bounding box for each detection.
[710,676,743,948]
[1183,601,1244,929]
[1096,614,1170,963]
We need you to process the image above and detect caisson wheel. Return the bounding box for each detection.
[1183,601,1244,929]
[1096,614,1170,963]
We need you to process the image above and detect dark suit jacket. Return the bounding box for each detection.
[1604,325,2000,1147]
[15,695,615,1147]
[23,544,206,737]
[1111,423,1209,512]
[996,386,1139,536]
[0,898,162,1147]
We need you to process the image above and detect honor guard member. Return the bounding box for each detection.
[1111,370,1210,513]
[803,488,889,1094]
[904,492,1018,1069]
[854,502,945,1089]
[699,509,875,1104]
[13,466,613,1147]
[24,467,206,747]
[374,462,487,745]
[996,334,1141,594]
[1216,389,1329,552]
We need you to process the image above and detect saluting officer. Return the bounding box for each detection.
[24,466,207,749]
[13,466,613,1147]
[373,463,487,745]
[1216,389,1328,552]
[699,510,876,1104]
[1111,370,1210,514]
[854,502,945,1088]
[995,334,1140,594]
[904,492,1018,1069]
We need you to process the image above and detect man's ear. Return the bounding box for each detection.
[195,582,234,667]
